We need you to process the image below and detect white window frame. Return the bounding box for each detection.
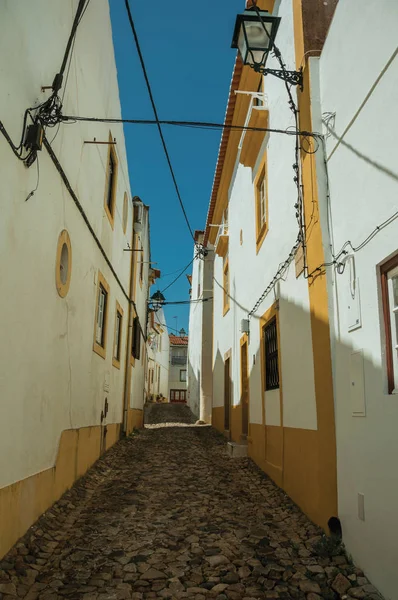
[387,265,398,392]
[96,286,107,346]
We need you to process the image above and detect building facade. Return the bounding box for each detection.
[187,232,214,421]
[146,307,170,401]
[193,0,338,532]
[315,2,398,597]
[0,0,150,559]
[168,335,189,402]
[188,0,398,596]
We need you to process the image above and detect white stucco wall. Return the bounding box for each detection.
[0,1,147,489]
[146,308,170,399]
[317,2,398,597]
[187,251,203,416]
[211,0,317,432]
[130,207,151,411]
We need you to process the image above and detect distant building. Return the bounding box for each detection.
[168,335,188,402]
[146,306,170,401]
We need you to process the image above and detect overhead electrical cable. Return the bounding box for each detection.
[61,114,320,138]
[160,257,196,294]
[124,0,195,242]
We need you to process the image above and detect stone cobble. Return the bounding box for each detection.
[0,407,382,600]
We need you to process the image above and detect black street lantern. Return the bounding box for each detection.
[231,8,280,67]
[231,7,303,90]
[150,291,166,311]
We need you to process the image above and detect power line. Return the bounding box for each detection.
[124,0,195,242]
[61,114,320,138]
[160,257,196,294]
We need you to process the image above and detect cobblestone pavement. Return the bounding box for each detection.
[1,406,381,600]
[144,404,197,428]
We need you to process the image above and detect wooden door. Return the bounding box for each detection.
[241,340,249,438]
[224,357,231,431]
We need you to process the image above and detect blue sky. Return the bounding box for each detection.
[109,0,243,333]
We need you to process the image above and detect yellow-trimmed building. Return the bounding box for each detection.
[188,0,339,530]
[0,1,151,559]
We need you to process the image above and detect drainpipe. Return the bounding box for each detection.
[122,210,137,436]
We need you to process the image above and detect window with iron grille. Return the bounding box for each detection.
[264,317,279,390]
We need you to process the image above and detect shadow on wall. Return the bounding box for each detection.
[210,286,392,548]
[187,361,200,419]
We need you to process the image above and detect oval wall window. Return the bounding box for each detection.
[56,230,72,297]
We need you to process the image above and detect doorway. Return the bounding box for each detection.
[240,338,249,439]
[224,356,231,432]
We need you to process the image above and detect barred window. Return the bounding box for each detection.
[264,317,279,391]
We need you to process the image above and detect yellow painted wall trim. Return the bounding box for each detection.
[254,152,269,254]
[240,109,269,169]
[0,423,120,560]
[126,408,144,434]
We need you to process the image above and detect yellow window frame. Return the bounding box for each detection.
[254,152,269,253]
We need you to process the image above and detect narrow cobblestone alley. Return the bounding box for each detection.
[0,406,380,600]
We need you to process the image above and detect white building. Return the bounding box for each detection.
[187,231,214,421]
[146,306,170,401]
[189,0,339,536]
[315,2,398,597]
[168,335,188,403]
[0,0,150,559]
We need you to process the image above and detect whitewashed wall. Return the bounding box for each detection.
[0,1,141,488]
[130,207,151,411]
[212,0,317,431]
[188,251,203,417]
[317,2,398,596]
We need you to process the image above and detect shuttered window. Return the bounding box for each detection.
[264,317,279,390]
[132,315,141,360]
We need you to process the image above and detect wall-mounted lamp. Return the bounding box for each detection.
[149,291,166,311]
[231,7,303,90]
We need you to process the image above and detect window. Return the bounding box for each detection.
[122,192,128,234]
[104,132,118,229]
[112,302,124,369]
[171,349,186,365]
[223,256,230,315]
[139,251,144,287]
[170,390,187,402]
[381,255,398,393]
[93,271,110,359]
[263,317,279,390]
[180,369,187,382]
[131,314,141,361]
[55,229,72,298]
[254,154,268,252]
